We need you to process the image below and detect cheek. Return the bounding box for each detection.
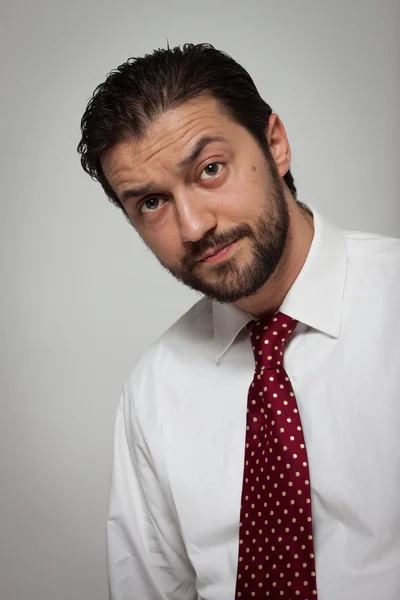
[217,179,266,221]
[142,228,183,265]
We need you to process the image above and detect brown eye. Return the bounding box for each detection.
[199,162,224,180]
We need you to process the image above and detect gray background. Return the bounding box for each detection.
[1,0,399,599]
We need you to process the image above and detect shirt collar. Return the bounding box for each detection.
[211,207,348,363]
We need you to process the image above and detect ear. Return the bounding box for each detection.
[266,114,291,178]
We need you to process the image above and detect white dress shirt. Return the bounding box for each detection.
[107,208,400,600]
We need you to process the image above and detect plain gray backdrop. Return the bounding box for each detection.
[1,1,399,599]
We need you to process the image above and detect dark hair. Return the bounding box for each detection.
[78,43,297,210]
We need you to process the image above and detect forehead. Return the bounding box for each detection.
[101,94,239,187]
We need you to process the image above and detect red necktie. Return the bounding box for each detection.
[235,312,318,599]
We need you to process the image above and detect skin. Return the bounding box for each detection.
[100,94,314,317]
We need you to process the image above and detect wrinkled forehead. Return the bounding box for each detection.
[100,94,235,185]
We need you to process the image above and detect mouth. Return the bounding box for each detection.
[198,239,239,264]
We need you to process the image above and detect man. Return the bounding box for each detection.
[78,44,400,600]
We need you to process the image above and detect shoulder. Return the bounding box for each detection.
[122,295,214,414]
[344,228,400,292]
[344,228,400,266]
[342,228,400,332]
[144,294,214,365]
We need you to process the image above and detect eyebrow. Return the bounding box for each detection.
[119,135,226,204]
[120,183,158,204]
[178,135,226,169]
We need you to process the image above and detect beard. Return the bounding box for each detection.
[158,160,290,304]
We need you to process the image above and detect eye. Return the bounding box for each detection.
[199,162,224,181]
[140,197,166,214]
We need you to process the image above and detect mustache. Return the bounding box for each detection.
[182,224,253,270]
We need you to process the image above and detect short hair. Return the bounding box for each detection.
[78,43,297,210]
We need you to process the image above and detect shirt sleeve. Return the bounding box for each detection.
[106,387,197,600]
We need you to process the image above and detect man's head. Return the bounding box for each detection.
[78,43,299,304]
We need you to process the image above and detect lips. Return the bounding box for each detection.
[199,244,230,261]
[198,239,238,263]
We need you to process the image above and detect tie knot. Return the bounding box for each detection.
[248,312,298,369]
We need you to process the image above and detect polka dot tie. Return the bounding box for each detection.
[235,312,318,599]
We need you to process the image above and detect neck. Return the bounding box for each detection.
[234,199,314,318]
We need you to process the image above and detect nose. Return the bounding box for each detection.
[174,189,217,243]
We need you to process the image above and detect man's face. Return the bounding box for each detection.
[101,95,289,303]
